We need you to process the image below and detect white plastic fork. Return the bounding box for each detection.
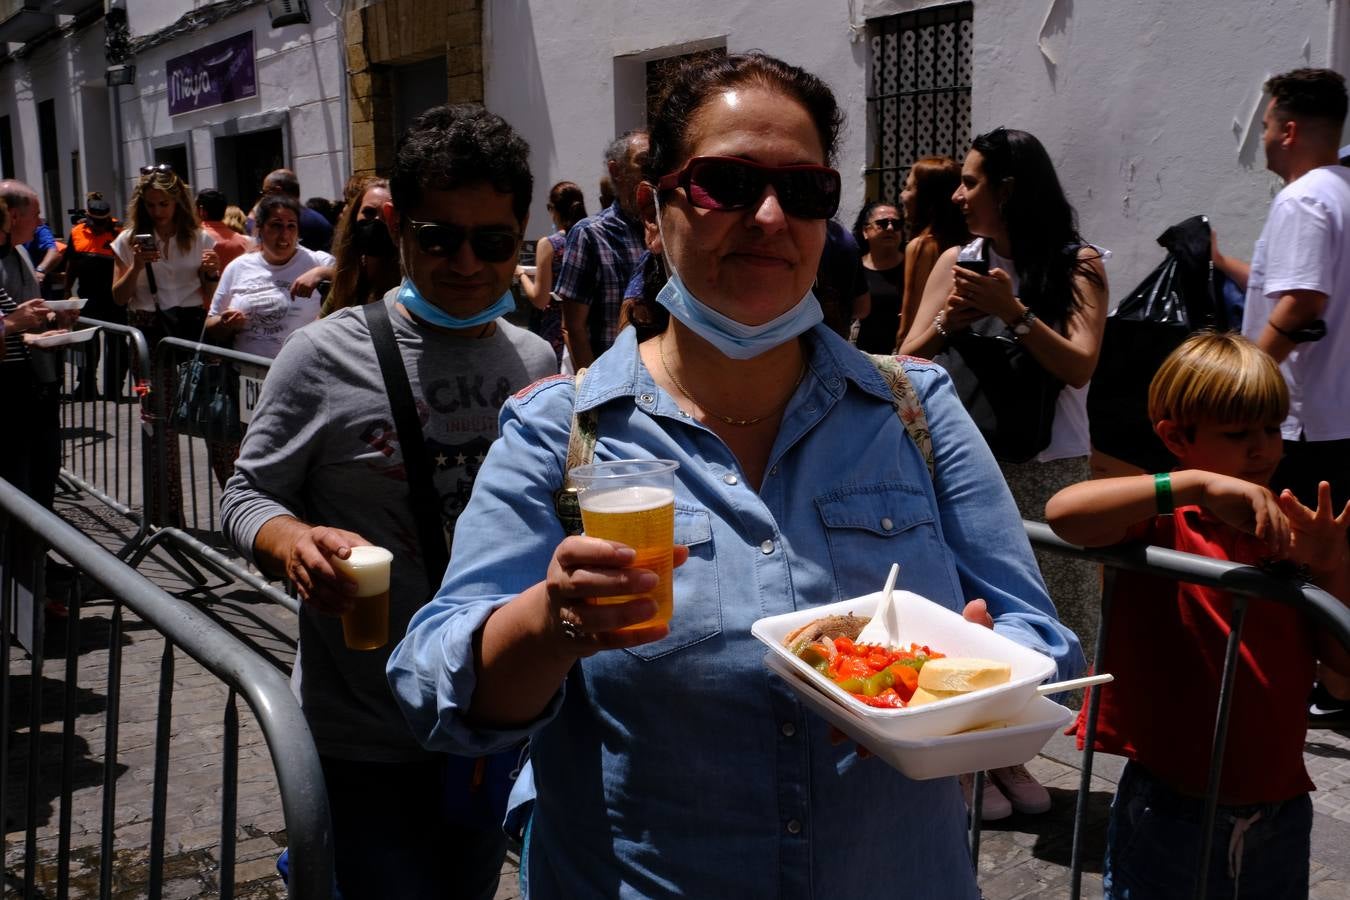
[856,563,901,647]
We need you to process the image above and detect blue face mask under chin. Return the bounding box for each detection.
[395,278,515,331]
[651,193,823,360]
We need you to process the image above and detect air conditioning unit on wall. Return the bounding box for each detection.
[267,0,310,28]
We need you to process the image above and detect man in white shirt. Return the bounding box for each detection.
[1235,67,1350,729]
[1236,69,1350,507]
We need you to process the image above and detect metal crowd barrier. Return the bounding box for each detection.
[54,318,153,557]
[997,521,1350,900]
[53,323,296,614]
[0,479,332,898]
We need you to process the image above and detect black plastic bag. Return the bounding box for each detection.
[1088,215,1230,471]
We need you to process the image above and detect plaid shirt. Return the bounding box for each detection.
[552,202,646,354]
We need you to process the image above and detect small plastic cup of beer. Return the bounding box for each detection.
[569,459,679,630]
[332,545,394,650]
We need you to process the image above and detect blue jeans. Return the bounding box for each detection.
[321,755,507,900]
[1104,761,1312,899]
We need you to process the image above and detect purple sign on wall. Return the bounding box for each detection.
[167,32,257,116]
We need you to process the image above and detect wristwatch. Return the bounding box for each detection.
[1011,306,1037,339]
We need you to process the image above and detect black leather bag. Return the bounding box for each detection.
[937,316,1064,464]
[170,357,242,441]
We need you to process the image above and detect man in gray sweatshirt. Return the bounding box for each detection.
[221,106,555,899]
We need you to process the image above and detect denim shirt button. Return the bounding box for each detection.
[786,819,802,835]
[780,722,796,737]
[723,473,739,486]
[760,540,775,555]
[640,393,655,405]
[881,517,894,530]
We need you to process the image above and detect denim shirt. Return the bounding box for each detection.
[388,325,1083,899]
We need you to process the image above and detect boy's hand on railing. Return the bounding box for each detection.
[1197,472,1291,556]
[1278,481,1350,579]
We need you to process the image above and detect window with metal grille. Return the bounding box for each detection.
[865,3,974,203]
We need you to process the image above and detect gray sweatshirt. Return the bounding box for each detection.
[220,291,556,761]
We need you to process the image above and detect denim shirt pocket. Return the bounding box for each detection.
[624,505,723,661]
[815,481,951,602]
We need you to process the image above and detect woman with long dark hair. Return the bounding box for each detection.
[519,180,586,364]
[322,176,400,315]
[896,155,966,348]
[902,129,1108,818]
[389,56,1081,897]
[850,199,904,353]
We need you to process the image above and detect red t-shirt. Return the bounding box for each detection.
[1074,506,1316,805]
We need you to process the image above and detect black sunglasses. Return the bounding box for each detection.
[403,218,521,263]
[870,217,902,231]
[656,156,841,219]
[140,163,175,176]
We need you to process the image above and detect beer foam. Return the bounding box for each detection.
[333,545,393,596]
[578,485,675,514]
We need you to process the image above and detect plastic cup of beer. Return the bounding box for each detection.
[332,545,393,650]
[569,459,679,630]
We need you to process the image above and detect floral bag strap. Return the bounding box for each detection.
[869,354,936,481]
[554,368,598,535]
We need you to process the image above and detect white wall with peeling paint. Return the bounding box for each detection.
[487,0,1349,299]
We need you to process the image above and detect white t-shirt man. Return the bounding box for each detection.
[1241,165,1350,441]
[208,246,335,358]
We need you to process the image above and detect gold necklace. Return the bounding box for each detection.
[658,334,806,426]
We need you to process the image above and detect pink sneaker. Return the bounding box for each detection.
[959,772,1012,821]
[989,764,1052,815]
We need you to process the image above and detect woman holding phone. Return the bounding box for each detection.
[389,56,1081,898]
[112,165,219,342]
[900,129,1108,817]
[111,165,220,524]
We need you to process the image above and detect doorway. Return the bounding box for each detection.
[213,128,285,212]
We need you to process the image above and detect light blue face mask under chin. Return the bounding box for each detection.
[396,278,515,330]
[651,193,824,360]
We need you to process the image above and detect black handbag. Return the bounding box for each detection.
[171,356,242,441]
[1088,215,1230,472]
[937,318,1064,463]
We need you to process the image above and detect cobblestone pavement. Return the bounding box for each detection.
[6,410,1350,896]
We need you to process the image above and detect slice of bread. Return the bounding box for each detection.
[907,686,962,706]
[916,657,1012,693]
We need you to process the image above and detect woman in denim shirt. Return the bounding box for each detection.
[388,53,1083,899]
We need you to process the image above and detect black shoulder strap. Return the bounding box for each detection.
[366,300,450,590]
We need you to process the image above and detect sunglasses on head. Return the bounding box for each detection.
[870,217,902,231]
[403,218,521,263]
[656,156,841,219]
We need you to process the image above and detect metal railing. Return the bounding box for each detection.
[55,318,153,557]
[999,521,1350,900]
[0,479,332,898]
[54,323,296,614]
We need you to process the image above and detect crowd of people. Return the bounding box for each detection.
[1,47,1348,900]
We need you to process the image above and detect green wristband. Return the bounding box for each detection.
[1154,472,1174,515]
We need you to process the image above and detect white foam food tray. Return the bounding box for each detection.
[765,652,1072,779]
[29,328,98,348]
[43,298,88,311]
[751,591,1058,739]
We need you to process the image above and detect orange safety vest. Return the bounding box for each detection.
[68,220,120,258]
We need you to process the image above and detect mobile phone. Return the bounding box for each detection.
[956,258,989,276]
[135,234,156,251]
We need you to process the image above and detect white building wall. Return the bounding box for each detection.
[0,1,348,232]
[486,0,1348,297]
[120,0,347,205]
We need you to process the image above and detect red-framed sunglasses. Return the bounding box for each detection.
[655,156,842,219]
